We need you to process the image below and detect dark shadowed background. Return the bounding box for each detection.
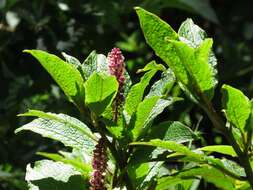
[1,0,253,189]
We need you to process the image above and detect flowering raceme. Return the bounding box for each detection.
[107,48,126,121]
[107,47,125,89]
[89,138,108,190]
[90,48,125,190]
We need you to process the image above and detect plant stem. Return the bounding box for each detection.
[203,101,253,188]
[91,113,133,189]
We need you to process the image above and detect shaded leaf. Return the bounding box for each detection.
[130,97,174,140]
[146,69,175,98]
[149,121,197,143]
[157,166,235,190]
[131,139,204,162]
[129,121,197,164]
[128,161,163,190]
[124,61,162,119]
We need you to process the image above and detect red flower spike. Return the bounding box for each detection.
[107,47,125,89]
[107,48,126,121]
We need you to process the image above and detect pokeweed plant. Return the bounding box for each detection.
[15,7,253,190]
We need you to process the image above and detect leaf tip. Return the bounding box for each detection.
[23,49,32,54]
[14,127,22,134]
[134,6,141,11]
[129,143,136,146]
[17,109,33,117]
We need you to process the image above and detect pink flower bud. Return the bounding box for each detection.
[107,48,126,122]
[107,47,125,89]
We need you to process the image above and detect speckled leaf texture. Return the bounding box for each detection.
[82,50,109,80]
[84,72,118,115]
[24,50,85,107]
[149,121,197,143]
[26,160,88,190]
[15,110,96,153]
[221,84,250,131]
[178,18,218,90]
[135,7,217,101]
[170,39,215,100]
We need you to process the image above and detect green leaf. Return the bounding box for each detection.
[81,50,108,80]
[156,176,193,190]
[135,7,181,75]
[26,160,88,190]
[221,84,250,131]
[128,161,163,190]
[129,121,197,164]
[130,97,174,140]
[37,152,92,177]
[124,61,162,119]
[137,61,166,73]
[178,18,217,85]
[84,73,118,115]
[169,38,215,100]
[206,157,246,178]
[24,50,85,107]
[149,121,197,143]
[157,166,236,190]
[221,159,246,177]
[123,70,133,97]
[146,69,175,98]
[178,18,207,47]
[169,152,245,179]
[232,128,244,148]
[245,100,253,132]
[131,139,204,162]
[15,110,96,153]
[136,8,216,101]
[134,139,244,180]
[62,52,81,67]
[200,145,237,157]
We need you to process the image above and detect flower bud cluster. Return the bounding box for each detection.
[90,138,107,190]
[107,47,125,90]
[107,48,126,121]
